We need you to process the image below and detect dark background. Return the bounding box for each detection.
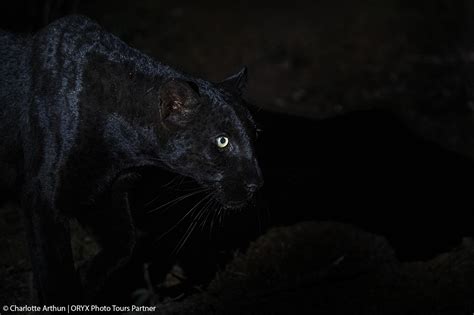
[1,0,474,312]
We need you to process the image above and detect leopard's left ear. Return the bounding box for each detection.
[219,66,248,96]
[158,79,200,127]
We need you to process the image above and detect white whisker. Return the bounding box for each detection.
[155,193,213,245]
[147,187,210,214]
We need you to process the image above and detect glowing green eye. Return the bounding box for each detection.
[216,136,229,148]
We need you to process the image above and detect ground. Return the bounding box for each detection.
[153,222,474,314]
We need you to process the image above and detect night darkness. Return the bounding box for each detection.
[1,1,474,314]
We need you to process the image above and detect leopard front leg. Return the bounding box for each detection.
[21,185,83,305]
[78,174,138,303]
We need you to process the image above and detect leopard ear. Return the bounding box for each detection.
[158,79,200,126]
[220,66,248,96]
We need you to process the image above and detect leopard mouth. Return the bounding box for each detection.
[208,185,248,209]
[223,199,249,210]
[201,180,254,210]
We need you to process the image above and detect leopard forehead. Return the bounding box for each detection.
[195,81,255,128]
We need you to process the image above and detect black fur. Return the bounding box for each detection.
[0,15,262,304]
